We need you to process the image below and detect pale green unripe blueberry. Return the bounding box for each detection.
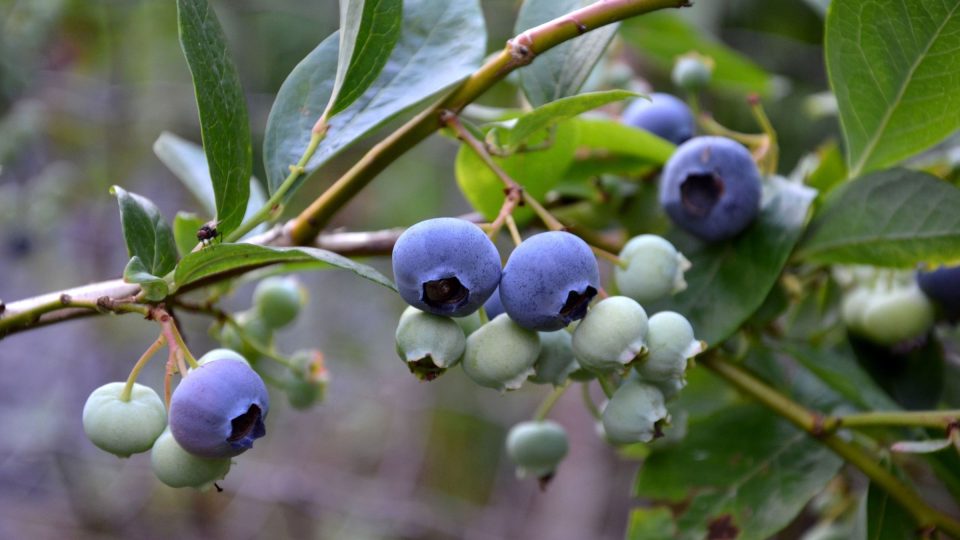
[672,54,713,91]
[840,287,872,335]
[395,306,466,381]
[572,296,649,373]
[462,314,541,391]
[83,382,167,458]
[649,376,686,401]
[615,235,690,304]
[252,276,306,329]
[636,311,704,382]
[454,310,484,336]
[196,348,250,368]
[219,310,273,362]
[860,284,935,345]
[150,429,231,489]
[505,420,569,479]
[528,330,579,387]
[284,350,328,410]
[601,379,669,444]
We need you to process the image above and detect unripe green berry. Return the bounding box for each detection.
[505,420,569,479]
[572,296,649,373]
[150,429,231,489]
[601,379,669,444]
[284,350,328,410]
[636,311,703,382]
[82,382,167,458]
[395,306,467,381]
[462,314,541,391]
[860,284,935,345]
[614,235,690,304]
[840,286,872,335]
[454,310,484,336]
[649,376,686,402]
[219,310,273,363]
[672,54,713,91]
[197,348,250,367]
[528,330,579,387]
[252,276,306,329]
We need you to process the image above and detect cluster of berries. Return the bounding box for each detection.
[391,218,704,482]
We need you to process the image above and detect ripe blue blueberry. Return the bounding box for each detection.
[917,264,960,321]
[499,231,600,331]
[395,306,467,381]
[252,276,306,329]
[151,428,231,489]
[660,136,762,242]
[572,296,649,373]
[392,218,502,317]
[636,311,703,382]
[601,379,669,444]
[614,235,690,304]
[169,357,269,458]
[82,382,167,457]
[462,314,541,391]
[483,285,506,320]
[621,93,695,145]
[505,420,569,480]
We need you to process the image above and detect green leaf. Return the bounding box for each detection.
[173,211,205,258]
[324,0,402,119]
[572,117,676,163]
[153,132,267,237]
[783,342,901,412]
[797,169,960,267]
[652,177,816,347]
[619,12,773,95]
[495,90,637,149]
[173,243,396,292]
[627,507,677,540]
[515,0,619,107]
[455,121,578,223]
[123,256,169,302]
[866,470,917,539]
[827,0,960,177]
[110,185,178,277]
[263,0,486,197]
[804,140,848,196]
[634,405,844,540]
[177,0,252,236]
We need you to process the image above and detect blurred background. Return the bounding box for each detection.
[0,1,832,538]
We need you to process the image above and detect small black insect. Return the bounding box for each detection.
[196,220,222,247]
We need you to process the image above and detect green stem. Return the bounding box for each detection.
[829,410,960,432]
[598,376,617,399]
[288,0,690,244]
[157,311,199,369]
[121,336,165,402]
[700,353,960,537]
[534,383,569,421]
[223,317,292,368]
[581,382,601,420]
[0,294,149,338]
[225,131,324,243]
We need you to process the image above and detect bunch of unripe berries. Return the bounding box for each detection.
[391,218,704,483]
[81,276,319,489]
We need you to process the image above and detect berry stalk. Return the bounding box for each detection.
[121,336,166,402]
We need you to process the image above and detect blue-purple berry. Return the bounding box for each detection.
[917,264,960,321]
[660,136,762,242]
[621,93,695,145]
[499,231,600,331]
[169,357,269,458]
[392,218,502,317]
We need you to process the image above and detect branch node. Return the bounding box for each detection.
[95,296,113,312]
[811,413,829,438]
[59,294,72,306]
[0,300,5,315]
[506,33,536,67]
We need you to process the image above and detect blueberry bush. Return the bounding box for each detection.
[3,0,960,538]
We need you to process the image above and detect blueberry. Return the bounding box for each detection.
[483,285,506,320]
[528,330,579,387]
[395,306,467,381]
[505,420,569,480]
[499,231,600,331]
[150,429,231,489]
[601,379,669,445]
[392,218,502,317]
[82,382,167,457]
[219,310,273,363]
[672,55,712,91]
[660,136,762,242]
[636,311,703,382]
[283,350,328,410]
[614,235,690,304]
[462,314,541,391]
[859,284,934,346]
[621,93,695,145]
[169,357,269,458]
[917,264,960,321]
[196,348,250,367]
[253,276,306,329]
[572,296,649,373]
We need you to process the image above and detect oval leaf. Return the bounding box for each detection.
[173,211,205,258]
[173,243,396,292]
[797,168,960,267]
[827,0,960,177]
[516,0,619,107]
[264,0,486,197]
[123,256,169,302]
[652,177,816,347]
[177,0,252,235]
[325,0,402,119]
[110,185,178,276]
[497,90,637,148]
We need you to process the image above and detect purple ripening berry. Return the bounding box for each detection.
[621,93,696,146]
